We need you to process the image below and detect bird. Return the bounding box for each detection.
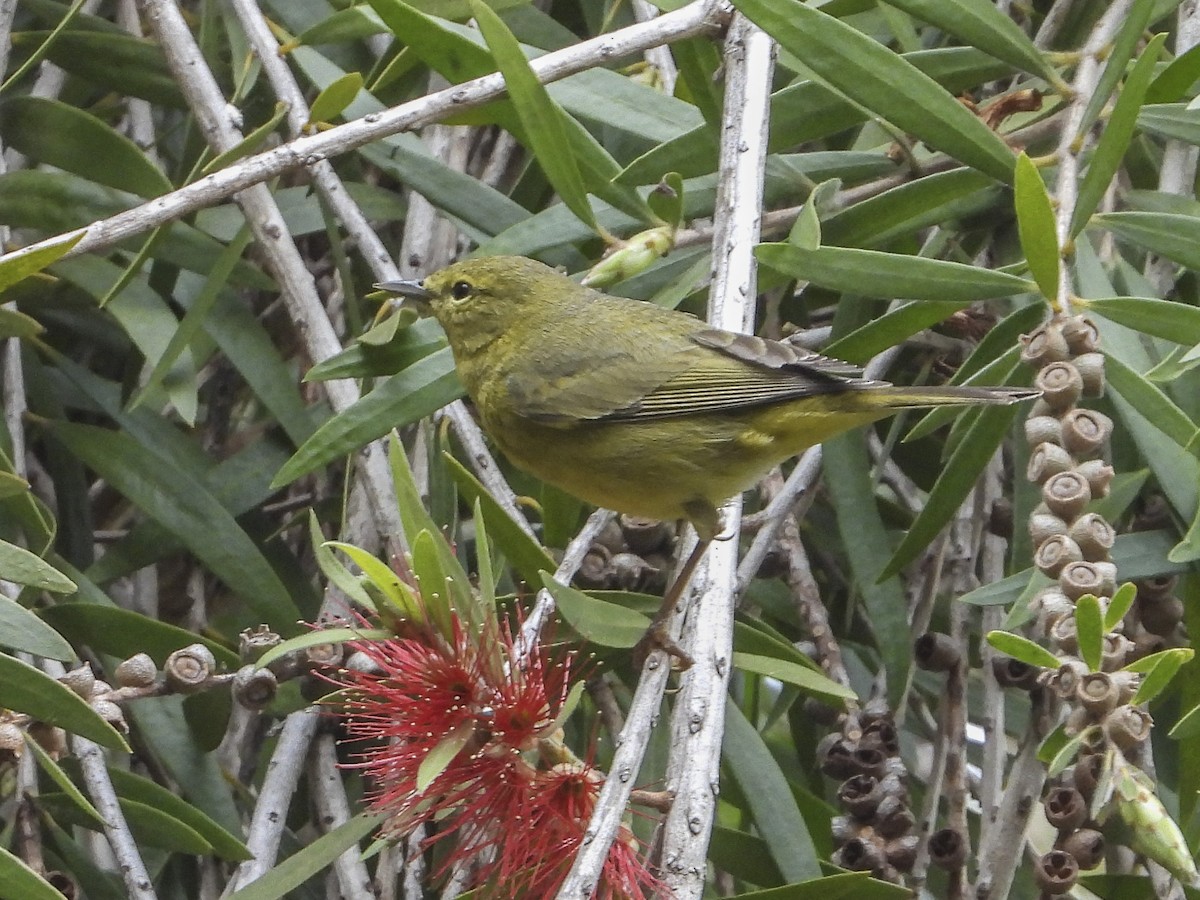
[379,255,1038,655]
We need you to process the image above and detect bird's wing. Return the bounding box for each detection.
[599,327,880,421]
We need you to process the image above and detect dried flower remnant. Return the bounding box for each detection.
[333,615,659,899]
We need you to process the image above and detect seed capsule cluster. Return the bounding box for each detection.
[1016,315,1193,892]
[818,700,917,881]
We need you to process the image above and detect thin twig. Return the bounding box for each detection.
[309,733,374,900]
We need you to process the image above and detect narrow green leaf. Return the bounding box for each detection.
[0,653,129,751]
[0,846,63,900]
[326,542,422,623]
[1104,352,1199,452]
[882,0,1058,83]
[47,422,300,627]
[1094,212,1200,271]
[26,737,104,827]
[1044,727,1091,778]
[442,454,555,588]
[0,594,75,661]
[730,0,1015,181]
[1075,0,1155,138]
[38,604,238,668]
[824,300,971,364]
[1075,594,1104,673]
[417,720,474,792]
[1132,649,1193,706]
[305,318,447,381]
[1137,103,1200,145]
[468,0,596,230]
[0,97,171,197]
[1071,34,1167,236]
[1147,43,1200,103]
[225,814,384,900]
[254,626,391,671]
[202,103,289,174]
[308,71,364,125]
[1085,295,1200,346]
[310,512,374,610]
[474,497,496,607]
[1014,152,1059,300]
[986,631,1060,670]
[1169,700,1200,739]
[0,308,44,339]
[882,404,1022,579]
[824,434,910,707]
[723,703,821,881]
[540,573,650,648]
[733,651,856,703]
[647,172,685,230]
[409,529,462,638]
[0,231,85,293]
[756,244,1032,301]
[1105,582,1137,631]
[272,349,462,488]
[0,538,76,592]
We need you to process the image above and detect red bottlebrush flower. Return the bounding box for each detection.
[332,614,659,899]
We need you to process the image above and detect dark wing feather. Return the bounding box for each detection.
[601,328,880,421]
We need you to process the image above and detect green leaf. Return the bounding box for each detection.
[46,422,300,627]
[443,454,555,589]
[0,846,64,900]
[254,626,391,671]
[1094,212,1200,272]
[1075,594,1104,673]
[0,595,74,661]
[985,630,1060,670]
[1104,352,1199,452]
[0,308,45,339]
[1169,700,1200,740]
[310,512,374,609]
[540,573,650,648]
[25,737,104,827]
[881,0,1058,83]
[1075,0,1155,138]
[824,300,971,364]
[37,604,237,668]
[1105,582,1137,632]
[1085,295,1200,346]
[306,318,446,380]
[226,814,383,900]
[0,231,85,293]
[307,71,364,125]
[468,0,597,230]
[647,172,685,230]
[723,703,821,881]
[881,403,1022,579]
[0,538,76,592]
[1071,34,1166,237]
[733,652,856,704]
[824,433,910,707]
[417,720,473,792]
[1147,43,1200,103]
[325,541,422,623]
[730,0,1015,181]
[1131,648,1193,706]
[755,244,1032,301]
[272,349,462,488]
[1043,727,1091,779]
[0,653,128,751]
[1014,152,1059,301]
[202,103,290,174]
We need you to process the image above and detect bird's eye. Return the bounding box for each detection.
[451,280,473,300]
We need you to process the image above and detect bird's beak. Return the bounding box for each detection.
[376,279,434,313]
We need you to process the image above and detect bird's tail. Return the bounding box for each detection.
[865,385,1041,409]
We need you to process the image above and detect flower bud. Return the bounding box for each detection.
[240,625,282,663]
[1139,593,1185,636]
[581,226,673,288]
[1074,459,1114,497]
[884,834,918,871]
[304,642,345,670]
[1059,561,1106,600]
[91,699,128,733]
[0,722,25,760]
[1101,633,1135,672]
[1025,415,1065,448]
[60,666,96,698]
[1115,762,1200,885]
[576,543,612,589]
